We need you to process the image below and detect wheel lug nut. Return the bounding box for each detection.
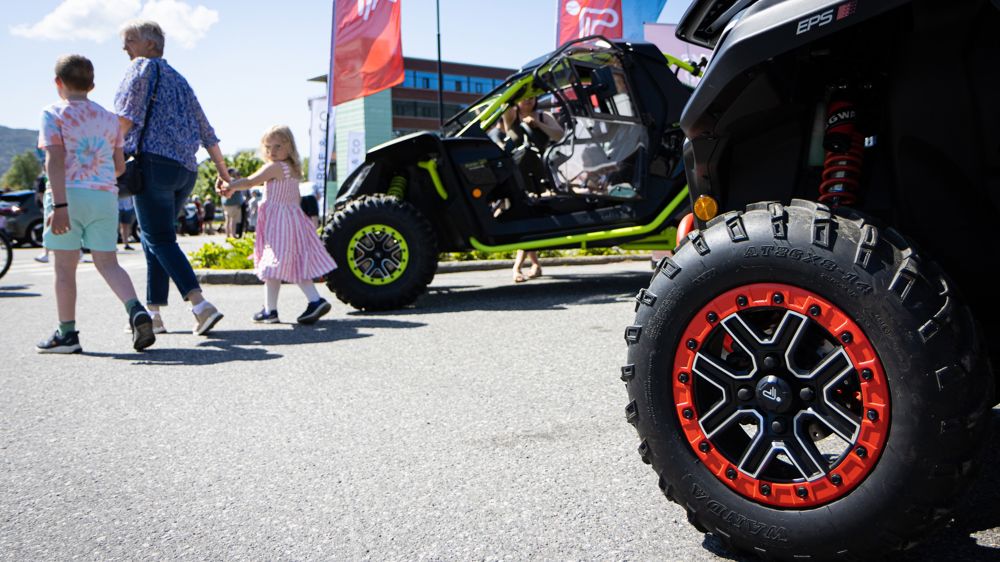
[698,441,711,453]
[686,338,698,350]
[737,295,749,307]
[760,484,771,496]
[771,419,786,434]
[678,372,690,384]
[772,293,784,304]
[737,387,753,401]
[861,368,873,381]
[796,486,808,498]
[706,311,718,323]
[866,409,878,422]
[855,446,868,458]
[840,331,853,344]
[830,474,843,486]
[808,304,821,317]
[762,355,779,370]
[682,408,694,419]
[800,387,815,401]
[726,467,737,480]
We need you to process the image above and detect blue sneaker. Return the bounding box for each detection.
[36,330,82,354]
[297,298,331,325]
[252,308,279,324]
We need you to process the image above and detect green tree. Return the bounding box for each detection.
[301,156,309,180]
[1,150,42,191]
[192,150,264,203]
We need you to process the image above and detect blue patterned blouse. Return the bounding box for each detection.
[114,57,220,172]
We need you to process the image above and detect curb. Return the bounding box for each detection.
[195,255,652,285]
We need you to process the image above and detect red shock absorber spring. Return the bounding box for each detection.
[819,98,864,207]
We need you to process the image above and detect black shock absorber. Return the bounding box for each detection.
[818,93,864,207]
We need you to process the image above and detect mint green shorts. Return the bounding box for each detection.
[43,188,119,252]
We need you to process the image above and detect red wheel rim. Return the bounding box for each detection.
[672,283,890,508]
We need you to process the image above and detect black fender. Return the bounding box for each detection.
[334,131,444,202]
[680,0,912,210]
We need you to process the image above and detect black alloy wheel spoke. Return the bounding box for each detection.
[782,426,826,478]
[738,432,774,477]
[721,315,765,356]
[770,311,808,357]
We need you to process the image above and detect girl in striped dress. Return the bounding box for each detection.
[216,125,336,324]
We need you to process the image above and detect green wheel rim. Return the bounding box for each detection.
[347,224,410,286]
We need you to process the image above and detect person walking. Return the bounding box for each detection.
[34,173,50,263]
[36,54,155,353]
[216,126,336,325]
[114,20,226,335]
[221,167,244,237]
[202,194,216,234]
[118,196,136,250]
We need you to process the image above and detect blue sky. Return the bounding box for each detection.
[1,0,691,155]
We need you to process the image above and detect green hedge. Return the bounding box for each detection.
[190,236,650,270]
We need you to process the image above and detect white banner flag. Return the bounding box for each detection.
[308,96,335,185]
[346,130,366,177]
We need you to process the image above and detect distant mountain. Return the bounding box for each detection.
[0,125,39,179]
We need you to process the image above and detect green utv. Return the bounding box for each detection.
[624,0,999,560]
[321,37,696,310]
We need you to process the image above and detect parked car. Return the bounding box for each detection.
[0,190,43,247]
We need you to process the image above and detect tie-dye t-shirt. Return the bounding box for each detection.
[38,100,123,193]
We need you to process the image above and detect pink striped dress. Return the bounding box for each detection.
[253,162,337,282]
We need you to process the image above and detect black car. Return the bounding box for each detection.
[0,190,43,247]
[323,37,698,310]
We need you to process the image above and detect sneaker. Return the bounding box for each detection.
[151,315,167,334]
[123,244,134,250]
[192,302,224,335]
[34,253,49,263]
[297,298,332,325]
[129,304,155,351]
[36,330,82,354]
[252,308,279,324]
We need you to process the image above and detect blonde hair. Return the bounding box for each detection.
[120,20,165,56]
[260,125,302,179]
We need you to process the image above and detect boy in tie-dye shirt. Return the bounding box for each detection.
[36,54,155,354]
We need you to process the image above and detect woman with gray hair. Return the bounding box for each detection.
[114,20,228,335]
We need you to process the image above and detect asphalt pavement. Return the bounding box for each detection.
[1,237,999,560]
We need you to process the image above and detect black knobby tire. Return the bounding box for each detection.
[624,199,993,560]
[323,194,437,311]
[0,231,12,279]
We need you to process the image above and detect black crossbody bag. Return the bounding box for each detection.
[116,62,161,198]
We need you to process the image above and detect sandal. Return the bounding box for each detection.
[527,266,543,279]
[513,271,527,283]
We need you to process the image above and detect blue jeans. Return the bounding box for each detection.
[134,153,200,306]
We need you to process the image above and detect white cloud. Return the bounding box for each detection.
[138,0,219,49]
[9,0,219,49]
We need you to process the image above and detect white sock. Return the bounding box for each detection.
[265,279,281,313]
[192,301,211,315]
[298,281,320,302]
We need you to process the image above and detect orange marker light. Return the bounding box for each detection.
[693,195,719,222]
[472,188,483,199]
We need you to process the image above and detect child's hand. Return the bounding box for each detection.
[47,207,71,235]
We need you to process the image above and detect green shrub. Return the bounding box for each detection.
[189,235,256,269]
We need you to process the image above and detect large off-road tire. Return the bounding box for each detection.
[323,194,437,311]
[623,199,993,560]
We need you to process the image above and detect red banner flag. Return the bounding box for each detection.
[330,0,404,107]
[557,0,623,47]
